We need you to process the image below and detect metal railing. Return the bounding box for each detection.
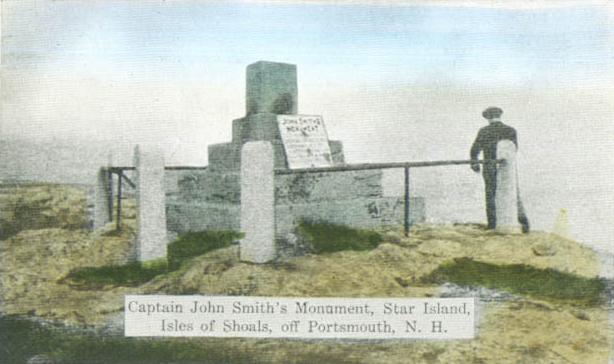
[105,166,208,230]
[105,159,500,236]
[275,159,502,237]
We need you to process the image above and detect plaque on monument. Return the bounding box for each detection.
[277,114,333,169]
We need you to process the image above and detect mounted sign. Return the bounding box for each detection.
[277,114,333,169]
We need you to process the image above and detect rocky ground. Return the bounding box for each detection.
[1,184,612,363]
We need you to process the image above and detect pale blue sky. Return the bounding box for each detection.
[3,1,614,87]
[2,1,613,157]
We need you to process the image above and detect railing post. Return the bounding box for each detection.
[404,166,410,237]
[94,167,112,231]
[116,170,123,231]
[134,145,168,262]
[107,169,114,221]
[240,141,276,263]
[495,140,520,234]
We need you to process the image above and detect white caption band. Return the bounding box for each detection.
[125,295,476,339]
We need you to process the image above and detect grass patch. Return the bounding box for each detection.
[423,257,606,306]
[0,316,361,364]
[297,221,382,254]
[65,259,168,288]
[0,315,252,364]
[168,230,242,270]
[65,230,241,288]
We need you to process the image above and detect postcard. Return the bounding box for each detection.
[1,1,613,363]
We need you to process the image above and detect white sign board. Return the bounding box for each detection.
[277,114,333,169]
[125,295,476,339]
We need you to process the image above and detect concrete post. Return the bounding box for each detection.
[93,167,112,230]
[134,145,168,262]
[495,140,521,234]
[240,141,276,263]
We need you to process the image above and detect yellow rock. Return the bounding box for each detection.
[553,208,571,239]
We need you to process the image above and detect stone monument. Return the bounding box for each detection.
[206,61,344,171]
[166,61,424,250]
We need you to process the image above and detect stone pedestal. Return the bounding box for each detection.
[246,61,297,115]
[240,142,276,263]
[134,145,168,262]
[495,140,520,234]
[208,62,303,172]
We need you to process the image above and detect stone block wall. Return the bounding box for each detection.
[275,170,383,204]
[166,202,239,238]
[175,170,240,203]
[166,167,425,239]
[275,196,424,238]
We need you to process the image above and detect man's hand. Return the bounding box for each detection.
[471,163,480,173]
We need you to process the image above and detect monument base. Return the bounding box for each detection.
[166,168,425,250]
[167,196,424,240]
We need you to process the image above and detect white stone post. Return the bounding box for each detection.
[93,167,112,230]
[240,141,276,263]
[495,140,520,234]
[134,145,168,262]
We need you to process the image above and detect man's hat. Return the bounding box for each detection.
[482,107,503,119]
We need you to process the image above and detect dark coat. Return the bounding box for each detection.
[470,121,518,166]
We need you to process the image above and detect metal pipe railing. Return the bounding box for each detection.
[274,158,503,237]
[108,166,208,172]
[106,159,500,235]
[274,159,501,175]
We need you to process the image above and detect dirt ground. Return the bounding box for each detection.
[0,185,611,363]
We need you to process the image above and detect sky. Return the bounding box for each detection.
[1,0,614,251]
[2,0,614,152]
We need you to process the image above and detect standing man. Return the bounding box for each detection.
[470,107,530,233]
